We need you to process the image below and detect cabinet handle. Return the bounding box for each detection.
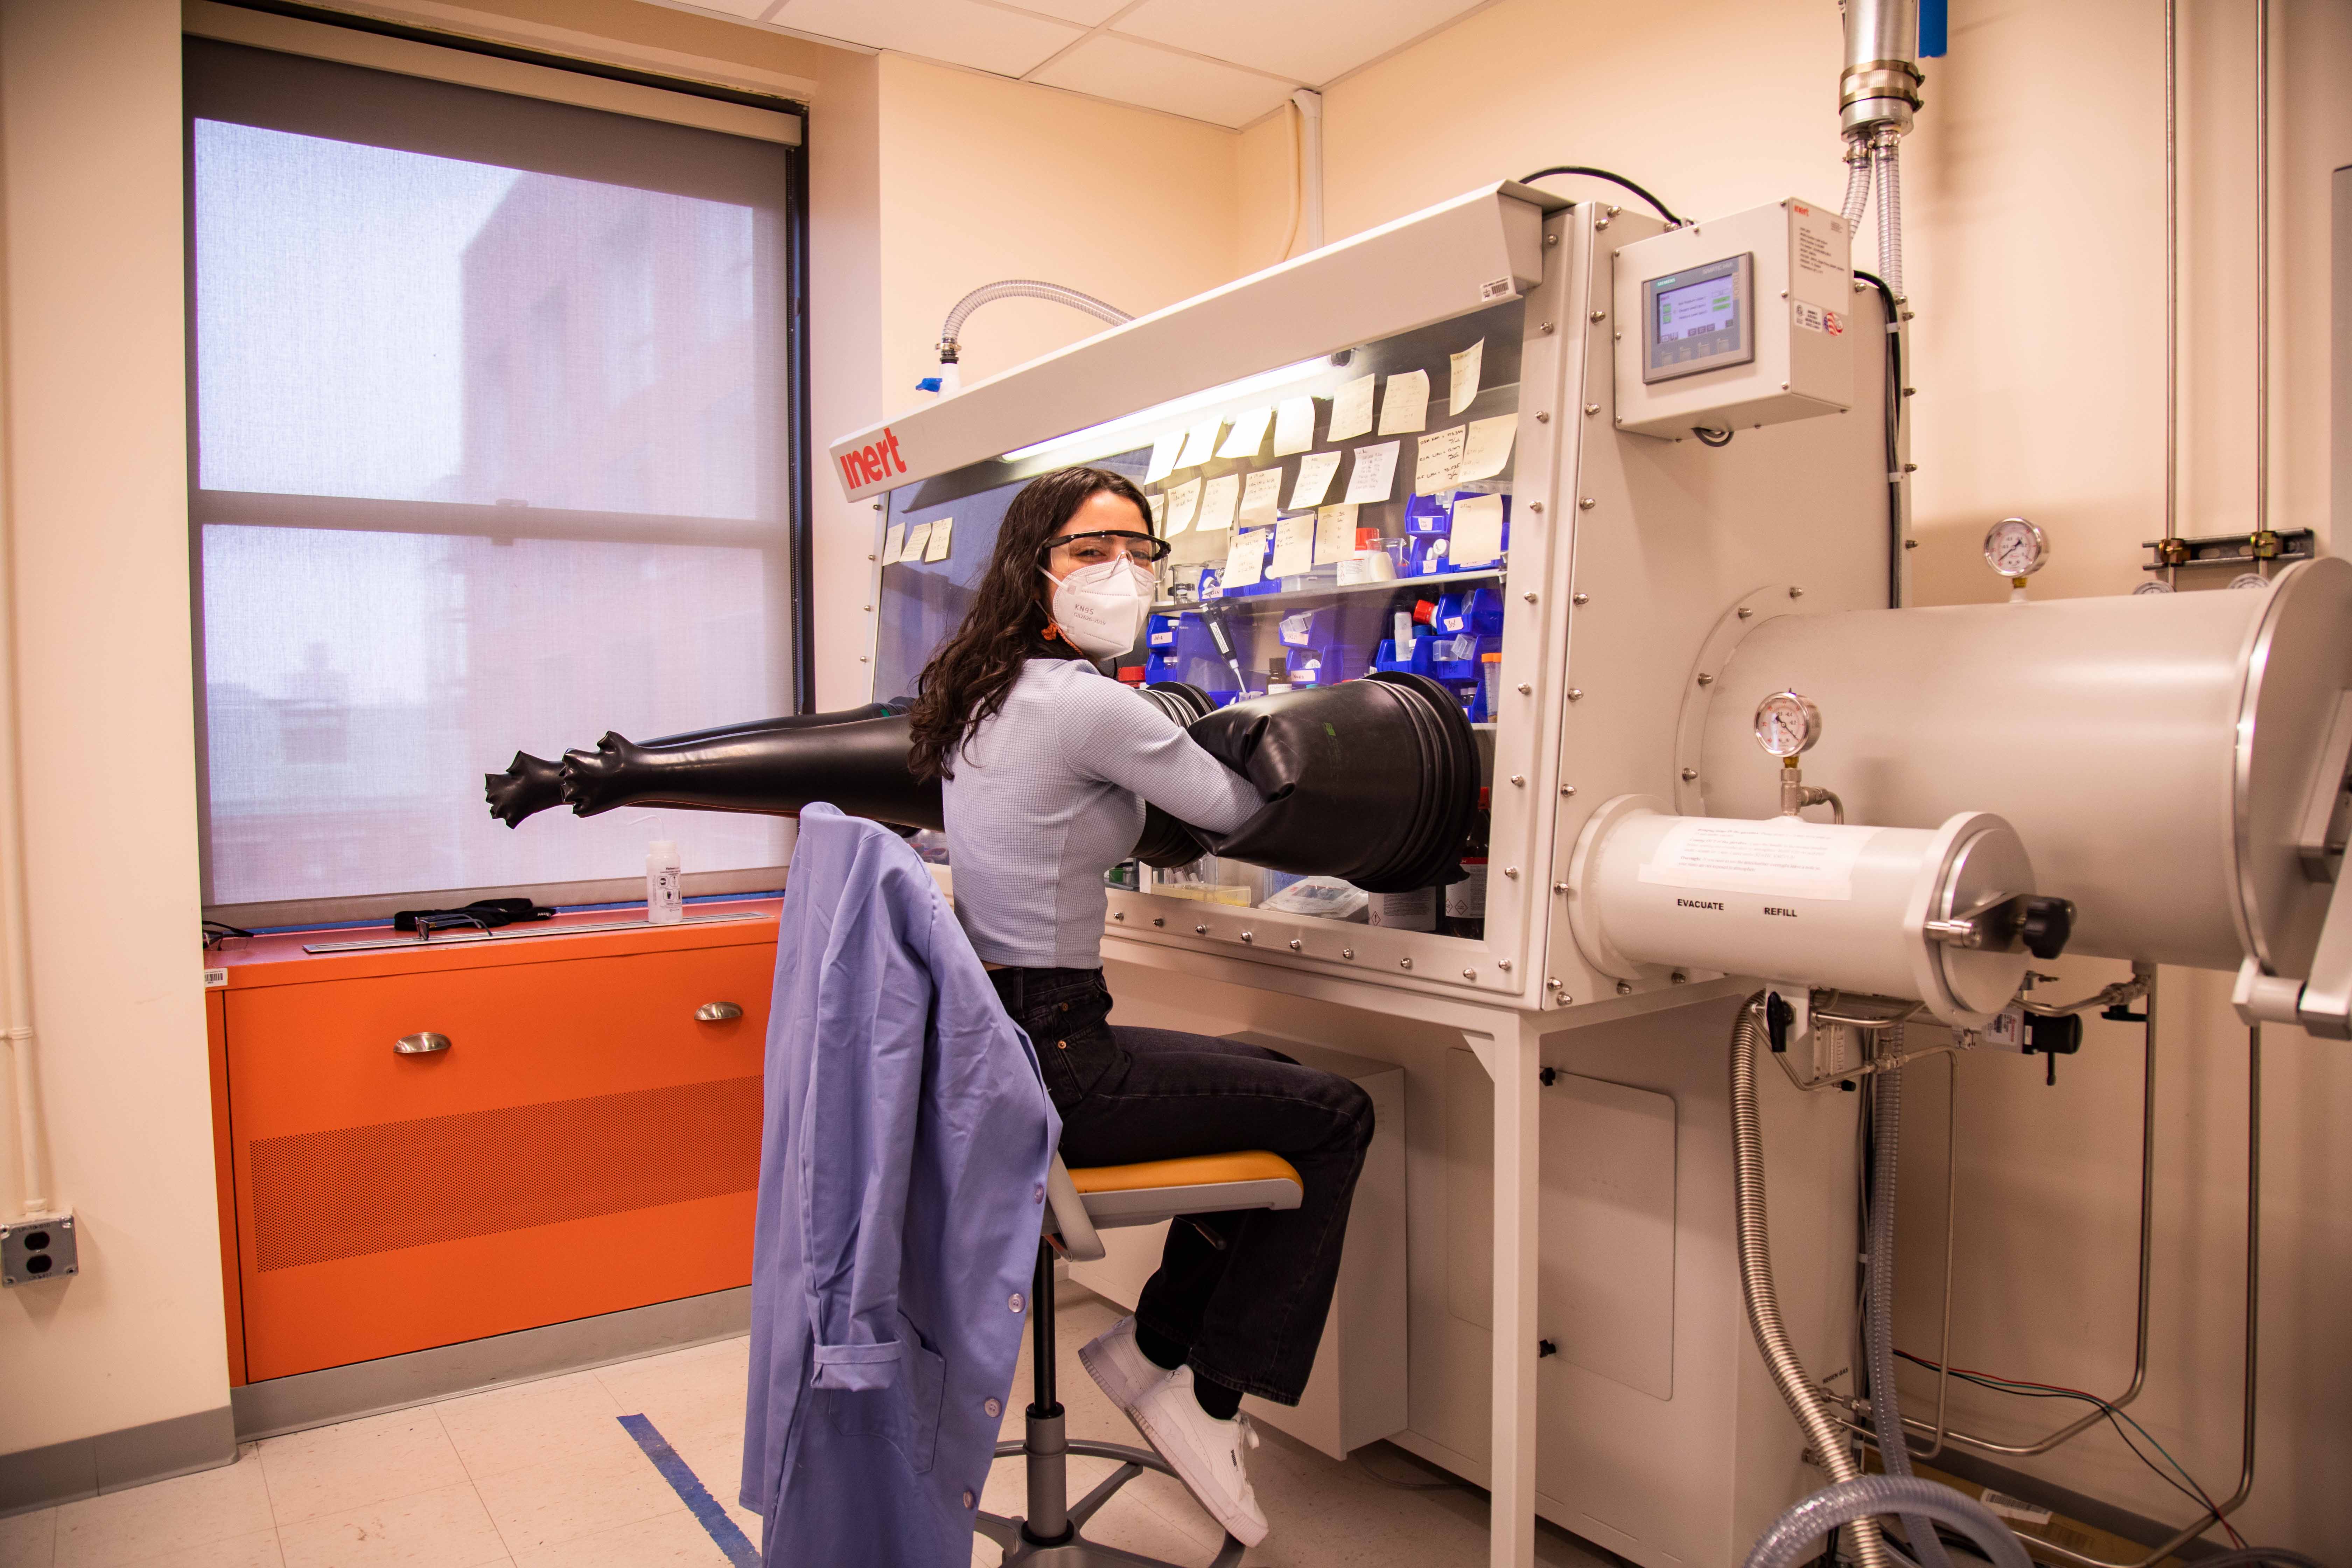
[395,1032,451,1056]
[695,1002,744,1023]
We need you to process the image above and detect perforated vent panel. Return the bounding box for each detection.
[248,1076,761,1272]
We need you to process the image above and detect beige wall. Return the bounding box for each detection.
[1292,0,2352,1548]
[0,0,228,1451]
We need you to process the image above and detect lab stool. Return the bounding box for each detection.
[976,1151,1304,1567]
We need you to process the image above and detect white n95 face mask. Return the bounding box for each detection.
[1044,557,1156,661]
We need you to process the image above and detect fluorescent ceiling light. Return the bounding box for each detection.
[1000,356,1334,463]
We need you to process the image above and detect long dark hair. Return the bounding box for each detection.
[908,465,1156,781]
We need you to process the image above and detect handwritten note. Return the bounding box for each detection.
[1217,406,1274,461]
[1456,413,1518,482]
[1343,440,1400,504]
[1145,429,1185,484]
[1196,472,1241,533]
[1162,477,1202,535]
[880,523,907,565]
[1239,468,1284,523]
[1273,396,1316,456]
[1222,527,1267,590]
[900,521,933,562]
[1414,426,1469,493]
[1269,513,1316,578]
[1378,369,1430,436]
[1174,415,1225,470]
[1314,503,1360,564]
[1448,340,1484,415]
[1449,493,1505,568]
[1286,449,1342,510]
[924,516,953,561]
[1326,373,1376,441]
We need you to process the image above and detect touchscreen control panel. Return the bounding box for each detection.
[1642,253,1752,383]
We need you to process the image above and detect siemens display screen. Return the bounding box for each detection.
[1642,252,1754,383]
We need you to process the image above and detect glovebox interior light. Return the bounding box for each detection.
[999,356,1335,463]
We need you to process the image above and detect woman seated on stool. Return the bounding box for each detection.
[908,465,1374,1548]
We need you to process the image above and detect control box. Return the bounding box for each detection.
[1611,197,1854,439]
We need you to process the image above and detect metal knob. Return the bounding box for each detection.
[695,1002,744,1023]
[394,1032,451,1056]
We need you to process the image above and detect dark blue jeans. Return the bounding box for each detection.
[991,966,1374,1407]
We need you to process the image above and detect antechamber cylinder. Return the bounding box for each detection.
[1696,559,2352,974]
[1570,798,2032,1028]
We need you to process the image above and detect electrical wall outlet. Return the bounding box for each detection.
[1,1212,77,1286]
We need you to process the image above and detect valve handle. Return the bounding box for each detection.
[2017,896,2076,961]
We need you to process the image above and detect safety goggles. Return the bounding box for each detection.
[1041,529,1171,568]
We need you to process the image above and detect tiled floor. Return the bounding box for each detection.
[0,1293,1617,1568]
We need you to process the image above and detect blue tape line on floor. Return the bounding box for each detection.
[619,1412,762,1567]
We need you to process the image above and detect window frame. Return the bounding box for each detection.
[183,2,814,931]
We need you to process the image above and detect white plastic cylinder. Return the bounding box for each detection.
[647,840,683,925]
[1694,560,2352,974]
[1569,798,2033,1028]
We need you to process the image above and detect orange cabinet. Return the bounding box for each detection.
[210,904,780,1384]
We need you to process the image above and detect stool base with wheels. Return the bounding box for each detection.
[976,1152,1305,1568]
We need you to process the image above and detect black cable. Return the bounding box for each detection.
[1853,268,1905,609]
[1517,166,1681,224]
[2188,1552,2329,1568]
[1889,1351,2228,1526]
[1693,426,1735,447]
[202,919,253,949]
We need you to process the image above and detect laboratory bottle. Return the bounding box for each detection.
[647,839,683,925]
[1441,788,1491,939]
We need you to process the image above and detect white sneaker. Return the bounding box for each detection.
[1127,1364,1269,1547]
[1078,1316,1171,1414]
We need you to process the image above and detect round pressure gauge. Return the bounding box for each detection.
[2132,580,2175,596]
[2230,572,2271,591]
[1754,691,1822,757]
[1984,517,2049,579]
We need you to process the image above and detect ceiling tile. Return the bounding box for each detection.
[1113,0,1485,86]
[664,0,772,20]
[1028,34,1296,128]
[767,0,1085,77]
[996,0,1131,24]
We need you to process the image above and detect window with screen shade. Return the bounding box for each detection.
[186,38,804,918]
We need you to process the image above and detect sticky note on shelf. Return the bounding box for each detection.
[1343,439,1400,504]
[1415,426,1468,493]
[1326,373,1376,441]
[1162,477,1201,535]
[1239,468,1283,523]
[1222,527,1267,590]
[900,521,933,562]
[1448,340,1484,415]
[923,516,952,561]
[880,523,907,565]
[1314,503,1360,564]
[1456,413,1518,482]
[1287,450,1341,510]
[1174,415,1226,469]
[1196,471,1241,533]
[1273,396,1316,456]
[1145,429,1185,484]
[1217,407,1274,461]
[1378,369,1430,435]
[1449,493,1505,568]
[1269,513,1316,578]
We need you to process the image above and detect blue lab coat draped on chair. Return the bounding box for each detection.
[741,804,1060,1566]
